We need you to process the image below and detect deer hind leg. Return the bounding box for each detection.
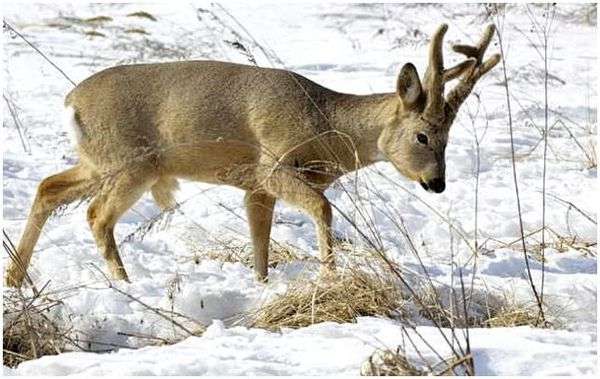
[151,176,179,210]
[245,190,276,282]
[6,164,97,287]
[87,170,156,282]
[261,168,335,276]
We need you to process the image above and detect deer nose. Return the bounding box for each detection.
[427,178,445,193]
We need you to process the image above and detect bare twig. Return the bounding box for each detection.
[3,95,31,153]
[526,3,557,324]
[543,192,596,225]
[492,4,545,324]
[3,20,76,87]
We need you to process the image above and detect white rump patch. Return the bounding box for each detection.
[63,106,83,145]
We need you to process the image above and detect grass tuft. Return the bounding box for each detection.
[248,268,406,331]
[584,138,597,168]
[3,289,68,368]
[483,300,542,327]
[361,348,425,376]
[416,284,547,328]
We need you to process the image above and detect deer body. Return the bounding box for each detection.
[71,60,391,185]
[6,25,499,287]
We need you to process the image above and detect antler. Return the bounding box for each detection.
[422,24,478,123]
[422,24,448,122]
[445,25,501,118]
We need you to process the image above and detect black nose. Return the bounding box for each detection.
[428,178,445,193]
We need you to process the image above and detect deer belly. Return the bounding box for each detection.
[161,138,259,188]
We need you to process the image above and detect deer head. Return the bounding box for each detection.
[378,24,500,193]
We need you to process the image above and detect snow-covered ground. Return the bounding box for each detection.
[3,2,597,376]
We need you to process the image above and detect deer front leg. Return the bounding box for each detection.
[244,190,276,282]
[261,168,335,276]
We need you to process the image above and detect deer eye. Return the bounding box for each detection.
[416,133,429,145]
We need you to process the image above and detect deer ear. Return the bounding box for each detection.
[396,63,423,110]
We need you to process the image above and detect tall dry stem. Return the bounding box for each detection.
[491,4,545,324]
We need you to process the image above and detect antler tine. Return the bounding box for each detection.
[423,23,448,122]
[452,25,496,62]
[443,58,477,82]
[445,24,501,118]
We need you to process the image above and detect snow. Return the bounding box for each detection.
[4,319,597,376]
[2,1,597,376]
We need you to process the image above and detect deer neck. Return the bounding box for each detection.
[326,92,399,170]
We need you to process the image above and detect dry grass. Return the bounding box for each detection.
[125,28,149,35]
[84,16,113,24]
[513,225,597,259]
[3,285,206,367]
[3,289,69,367]
[183,233,308,269]
[361,348,425,376]
[584,137,597,168]
[242,242,307,269]
[84,30,106,38]
[416,285,542,328]
[59,15,111,26]
[127,11,157,21]
[44,22,71,30]
[247,268,406,331]
[360,348,475,376]
[529,237,596,259]
[492,226,596,259]
[483,302,540,328]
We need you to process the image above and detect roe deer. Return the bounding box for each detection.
[5,24,499,287]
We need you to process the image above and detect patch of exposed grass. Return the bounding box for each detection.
[483,303,540,327]
[84,16,113,24]
[361,348,426,376]
[84,30,106,38]
[44,22,71,30]
[125,28,150,35]
[60,15,112,26]
[3,290,68,368]
[195,244,307,268]
[248,268,406,331]
[183,231,308,270]
[127,11,157,21]
[584,137,597,168]
[416,285,549,328]
[360,347,474,376]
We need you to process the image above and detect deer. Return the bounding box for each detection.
[5,24,499,288]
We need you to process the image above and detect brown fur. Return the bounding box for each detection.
[5,25,499,286]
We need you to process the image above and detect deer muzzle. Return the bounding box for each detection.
[420,177,446,193]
